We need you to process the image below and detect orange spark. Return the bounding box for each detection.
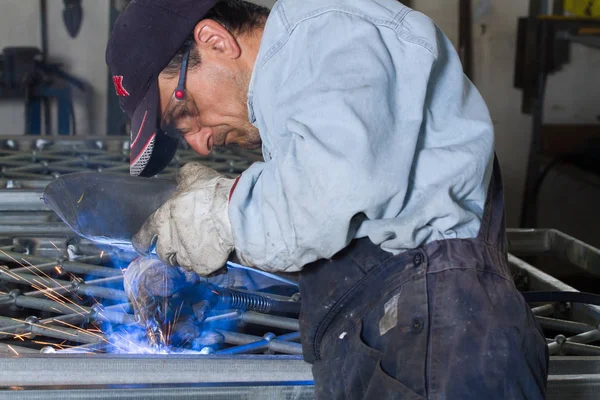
[6,345,18,356]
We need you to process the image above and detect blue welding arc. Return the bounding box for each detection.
[226,262,299,287]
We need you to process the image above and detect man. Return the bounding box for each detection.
[107,0,549,398]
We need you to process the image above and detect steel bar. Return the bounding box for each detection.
[0,343,40,355]
[3,295,134,325]
[216,331,302,355]
[11,254,111,274]
[537,317,597,335]
[560,341,600,357]
[548,329,600,355]
[532,304,556,316]
[0,303,132,338]
[204,311,300,331]
[0,270,127,302]
[0,190,48,211]
[241,311,300,331]
[204,311,240,324]
[54,342,106,354]
[0,316,102,344]
[0,250,120,277]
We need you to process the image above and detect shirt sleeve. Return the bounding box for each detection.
[228,11,437,272]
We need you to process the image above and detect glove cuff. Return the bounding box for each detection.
[212,177,236,251]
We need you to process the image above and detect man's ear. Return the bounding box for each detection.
[193,19,241,59]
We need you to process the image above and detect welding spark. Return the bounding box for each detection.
[0,331,30,342]
[28,277,89,315]
[54,266,62,275]
[13,333,30,341]
[52,319,109,345]
[6,345,18,356]
[50,241,61,252]
[33,341,66,349]
[12,318,77,338]
[0,250,28,268]
[0,267,24,282]
[77,193,85,204]
[100,251,104,259]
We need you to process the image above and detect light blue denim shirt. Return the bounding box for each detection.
[228,0,495,273]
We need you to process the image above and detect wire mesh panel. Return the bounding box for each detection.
[0,137,262,188]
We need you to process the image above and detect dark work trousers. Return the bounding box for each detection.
[299,158,549,399]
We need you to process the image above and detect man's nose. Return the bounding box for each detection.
[184,127,214,156]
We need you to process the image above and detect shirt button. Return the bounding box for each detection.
[414,253,423,266]
[411,318,424,333]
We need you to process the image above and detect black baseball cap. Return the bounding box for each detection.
[106,0,220,177]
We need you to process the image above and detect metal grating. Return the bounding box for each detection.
[0,137,263,188]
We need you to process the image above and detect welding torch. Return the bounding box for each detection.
[141,282,301,349]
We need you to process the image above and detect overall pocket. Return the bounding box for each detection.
[342,321,426,400]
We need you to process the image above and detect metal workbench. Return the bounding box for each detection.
[0,138,598,398]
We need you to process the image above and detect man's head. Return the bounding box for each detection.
[106,0,268,177]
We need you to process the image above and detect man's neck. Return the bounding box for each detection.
[237,25,265,75]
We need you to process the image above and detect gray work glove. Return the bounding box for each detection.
[132,162,237,276]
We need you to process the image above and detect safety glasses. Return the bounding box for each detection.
[160,50,200,137]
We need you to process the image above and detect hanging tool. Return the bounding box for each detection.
[63,0,84,38]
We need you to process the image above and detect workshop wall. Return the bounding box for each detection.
[413,0,600,227]
[45,0,110,136]
[0,0,41,136]
[0,0,109,136]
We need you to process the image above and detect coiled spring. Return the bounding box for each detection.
[224,290,272,314]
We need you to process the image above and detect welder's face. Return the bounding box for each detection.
[158,51,261,156]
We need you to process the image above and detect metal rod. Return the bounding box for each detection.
[11,254,111,274]
[560,341,600,357]
[54,342,106,354]
[0,270,127,301]
[531,304,556,317]
[216,331,302,355]
[537,317,596,335]
[0,250,120,277]
[0,316,102,344]
[4,295,134,325]
[241,311,300,331]
[0,343,40,355]
[0,303,132,338]
[0,190,48,211]
[564,329,600,345]
[548,329,600,355]
[204,311,240,324]
[203,311,300,331]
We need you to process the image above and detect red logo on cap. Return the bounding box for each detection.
[113,76,130,97]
